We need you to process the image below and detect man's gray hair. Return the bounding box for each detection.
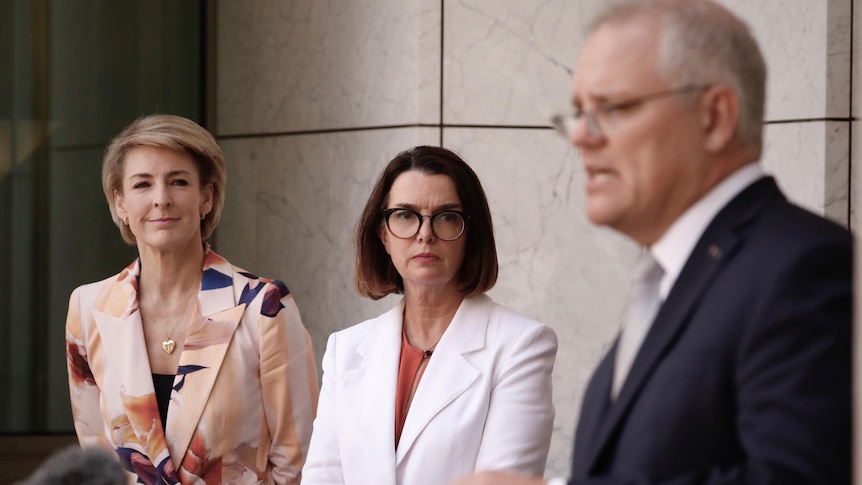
[590,0,766,152]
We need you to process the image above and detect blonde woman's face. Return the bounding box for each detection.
[114,146,213,253]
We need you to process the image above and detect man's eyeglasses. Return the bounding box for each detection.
[382,208,469,241]
[551,84,711,139]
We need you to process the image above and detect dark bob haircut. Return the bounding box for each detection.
[355,145,498,300]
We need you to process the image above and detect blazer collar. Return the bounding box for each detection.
[92,270,171,470]
[339,295,489,482]
[92,245,245,472]
[343,301,403,485]
[578,178,783,472]
[97,243,238,320]
[394,294,487,464]
[199,243,239,317]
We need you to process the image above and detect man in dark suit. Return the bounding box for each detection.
[452,0,852,484]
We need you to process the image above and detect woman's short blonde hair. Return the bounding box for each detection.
[102,114,227,245]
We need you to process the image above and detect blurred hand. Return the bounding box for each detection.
[449,471,547,485]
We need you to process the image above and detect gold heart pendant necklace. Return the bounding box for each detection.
[162,338,177,354]
[158,290,198,355]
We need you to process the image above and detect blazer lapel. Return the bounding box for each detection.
[91,262,173,470]
[570,343,615,476]
[581,178,781,472]
[342,302,403,485]
[394,295,485,465]
[165,252,242,467]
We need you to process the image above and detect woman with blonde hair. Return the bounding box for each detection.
[66,114,318,484]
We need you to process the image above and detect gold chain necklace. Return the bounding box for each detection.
[142,289,198,355]
[163,291,198,354]
[403,322,445,359]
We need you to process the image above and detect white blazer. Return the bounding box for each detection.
[303,294,557,485]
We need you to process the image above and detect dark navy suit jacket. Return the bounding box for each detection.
[569,177,852,484]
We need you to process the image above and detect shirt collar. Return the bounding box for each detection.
[650,163,764,299]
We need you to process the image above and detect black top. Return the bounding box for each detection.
[152,373,174,431]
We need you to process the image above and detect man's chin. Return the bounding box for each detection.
[585,203,622,228]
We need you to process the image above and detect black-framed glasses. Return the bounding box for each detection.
[551,84,711,139]
[382,208,469,241]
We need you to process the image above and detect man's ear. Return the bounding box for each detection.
[700,85,739,154]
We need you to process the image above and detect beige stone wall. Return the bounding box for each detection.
[215,0,858,478]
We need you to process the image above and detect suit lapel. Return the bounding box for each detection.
[394,295,486,464]
[570,343,615,476]
[580,178,781,473]
[91,261,173,470]
[342,302,403,485]
[165,250,243,467]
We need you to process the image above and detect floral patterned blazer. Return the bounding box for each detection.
[66,246,318,484]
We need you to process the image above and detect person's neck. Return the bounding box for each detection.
[402,284,464,346]
[631,153,757,246]
[137,241,205,304]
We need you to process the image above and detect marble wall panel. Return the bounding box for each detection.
[823,0,853,118]
[854,118,862,480]
[443,0,598,126]
[217,0,441,136]
[721,0,850,120]
[217,128,440,367]
[852,0,860,471]
[855,0,861,121]
[760,121,850,227]
[444,0,849,126]
[443,127,638,477]
[852,0,861,232]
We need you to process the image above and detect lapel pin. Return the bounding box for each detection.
[708,244,722,260]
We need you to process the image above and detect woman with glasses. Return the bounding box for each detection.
[303,146,557,485]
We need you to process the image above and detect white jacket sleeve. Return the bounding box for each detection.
[473,323,558,475]
[302,333,346,484]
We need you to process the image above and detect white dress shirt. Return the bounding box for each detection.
[651,163,764,300]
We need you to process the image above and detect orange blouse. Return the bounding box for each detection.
[394,327,433,447]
